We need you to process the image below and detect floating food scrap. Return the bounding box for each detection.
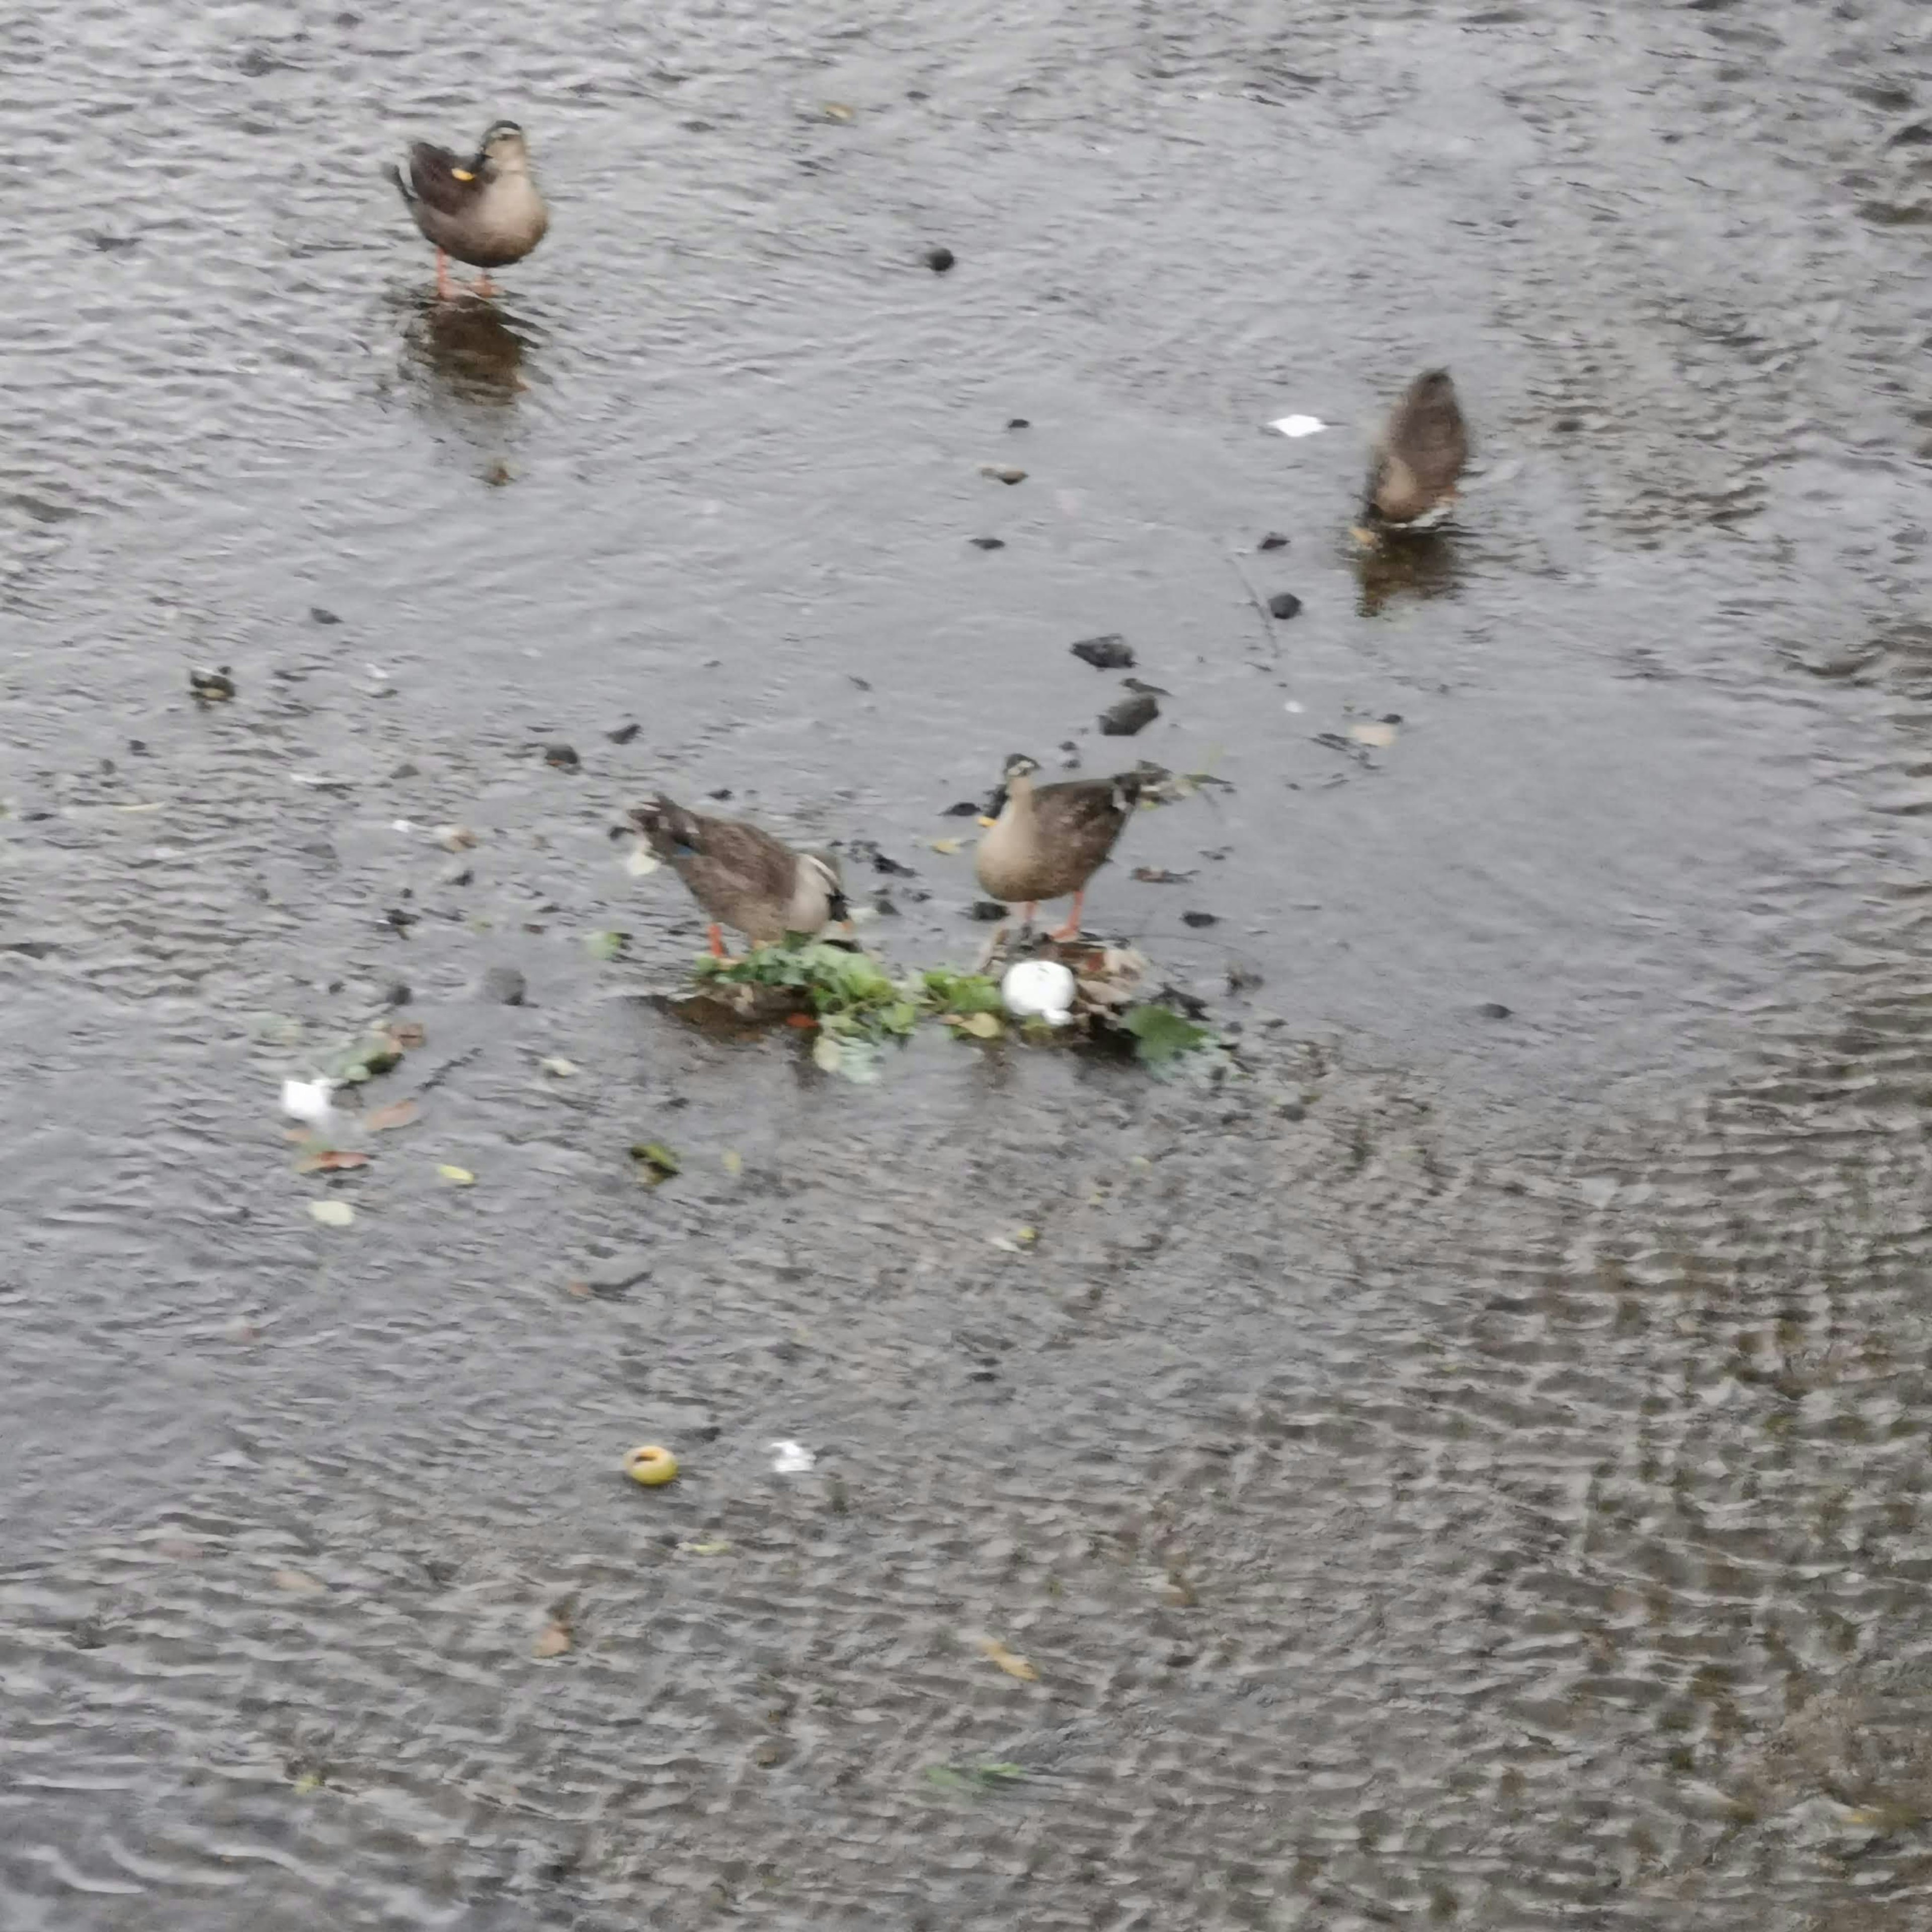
[769,1440,816,1474]
[1002,959,1075,1025]
[625,1444,679,1487]
[307,1200,355,1228]
[1268,414,1326,438]
[976,1637,1039,1681]
[281,1078,337,1128]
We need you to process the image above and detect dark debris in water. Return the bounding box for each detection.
[1099,690,1159,737]
[1071,633,1135,670]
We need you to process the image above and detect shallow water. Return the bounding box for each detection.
[8,0,1932,1924]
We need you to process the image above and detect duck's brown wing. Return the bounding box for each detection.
[1032,777,1135,869]
[630,796,800,928]
[1384,371,1468,491]
[401,141,482,216]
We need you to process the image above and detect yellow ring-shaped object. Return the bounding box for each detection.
[624,1443,679,1487]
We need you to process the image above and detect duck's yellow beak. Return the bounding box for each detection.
[450,168,475,182]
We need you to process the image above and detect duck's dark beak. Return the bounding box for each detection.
[981,784,1008,825]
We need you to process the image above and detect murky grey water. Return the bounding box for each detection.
[8,0,1932,1923]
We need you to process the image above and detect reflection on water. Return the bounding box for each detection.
[396,298,536,479]
[1353,527,1464,616]
[404,298,532,408]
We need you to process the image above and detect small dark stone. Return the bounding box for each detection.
[391,761,420,779]
[923,246,955,272]
[943,798,984,817]
[870,891,901,917]
[849,675,871,691]
[1122,676,1169,696]
[482,965,527,1006]
[1071,633,1135,671]
[1099,691,1160,737]
[309,606,341,626]
[968,899,1009,921]
[100,757,116,776]
[442,864,474,887]
[969,536,1006,550]
[382,978,413,1007]
[984,465,1026,486]
[606,721,641,745]
[1181,911,1219,928]
[542,743,580,770]
[384,906,418,934]
[1478,1002,1512,1020]
[1257,532,1290,551]
[1267,592,1303,621]
[1006,418,1029,430]
[127,739,147,755]
[708,787,733,800]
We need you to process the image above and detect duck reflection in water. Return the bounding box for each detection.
[1353,528,1463,616]
[403,297,533,408]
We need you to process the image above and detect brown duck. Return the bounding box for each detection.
[388,121,549,301]
[1359,369,1469,533]
[629,795,847,956]
[974,754,1143,940]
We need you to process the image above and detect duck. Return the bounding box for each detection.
[1357,369,1468,536]
[629,795,848,957]
[387,121,549,302]
[974,754,1144,940]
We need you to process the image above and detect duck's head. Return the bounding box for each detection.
[476,121,533,175]
[980,752,1039,825]
[801,850,851,924]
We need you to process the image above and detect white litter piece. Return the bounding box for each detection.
[623,844,661,877]
[390,819,416,834]
[1283,700,1305,715]
[1002,959,1076,1026]
[769,1440,817,1474]
[1269,414,1327,439]
[281,1078,338,1128]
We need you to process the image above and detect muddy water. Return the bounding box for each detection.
[8,0,1932,1924]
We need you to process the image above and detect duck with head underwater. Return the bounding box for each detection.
[629,795,848,960]
[388,121,549,301]
[1355,368,1469,540]
[974,753,1144,941]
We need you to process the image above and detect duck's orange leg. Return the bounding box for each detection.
[1049,891,1086,942]
[435,249,455,300]
[707,924,728,958]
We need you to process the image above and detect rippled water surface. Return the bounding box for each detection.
[9,0,1932,1924]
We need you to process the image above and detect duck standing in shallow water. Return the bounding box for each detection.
[388,121,549,301]
[974,754,1143,941]
[629,795,847,958]
[1355,368,1469,540]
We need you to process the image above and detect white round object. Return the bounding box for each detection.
[281,1078,337,1127]
[1002,959,1077,1026]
